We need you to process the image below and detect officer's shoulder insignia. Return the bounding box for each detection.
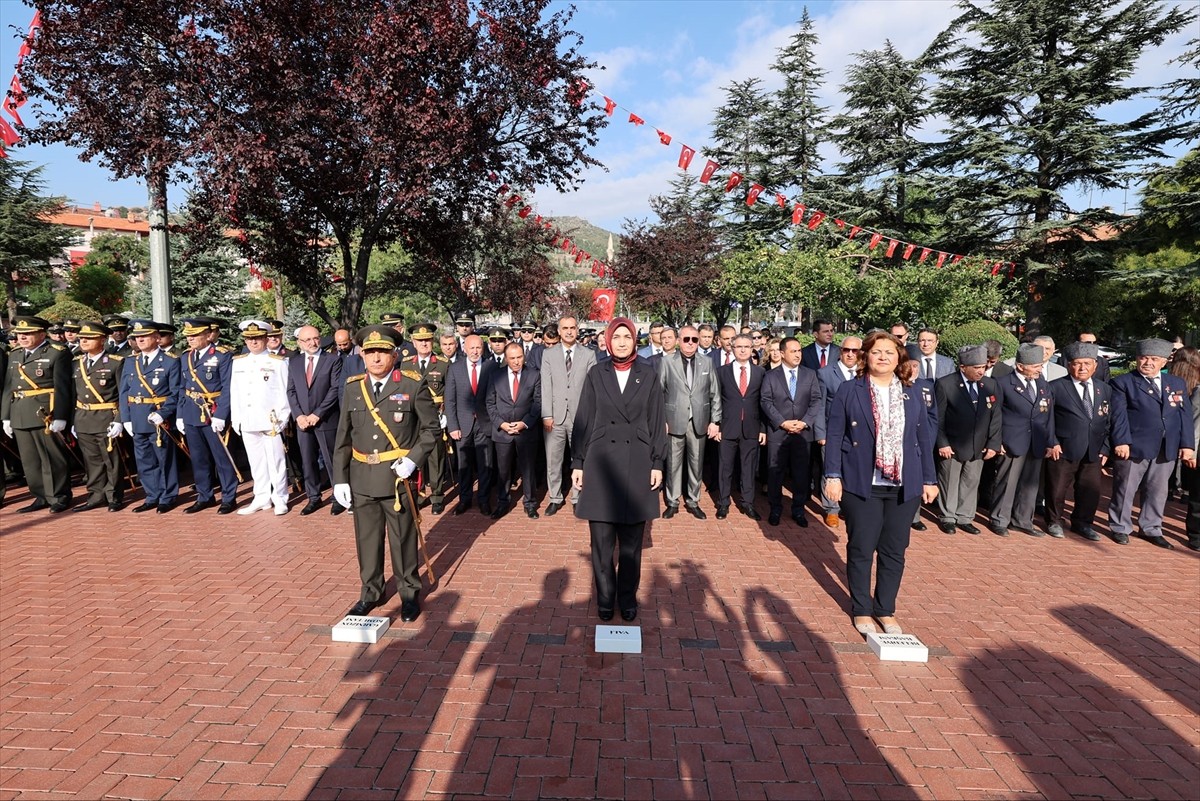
[346,373,365,384]
[50,343,66,351]
[109,354,125,361]
[163,351,179,359]
[269,353,286,361]
[401,370,422,382]
[216,345,234,353]
[233,353,249,360]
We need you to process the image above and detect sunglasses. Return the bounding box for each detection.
[842,347,861,353]
[681,336,699,343]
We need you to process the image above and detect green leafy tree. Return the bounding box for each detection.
[37,299,102,322]
[129,232,247,321]
[923,0,1196,334]
[0,159,75,323]
[81,233,149,277]
[67,263,126,314]
[852,257,1012,332]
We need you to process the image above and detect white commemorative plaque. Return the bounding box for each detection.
[866,632,929,662]
[332,615,389,643]
[595,625,642,654]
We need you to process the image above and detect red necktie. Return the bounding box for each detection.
[470,362,478,394]
[305,356,314,387]
[739,365,748,396]
[511,371,519,400]
[819,348,826,368]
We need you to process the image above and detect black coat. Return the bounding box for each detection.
[572,359,667,524]
[1049,376,1110,462]
[934,372,1002,462]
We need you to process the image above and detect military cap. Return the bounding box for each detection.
[77,321,111,338]
[454,310,476,325]
[408,322,437,341]
[267,320,284,337]
[102,315,129,331]
[1016,343,1044,365]
[519,319,537,332]
[380,311,405,325]
[239,319,271,338]
[957,344,988,366]
[128,319,160,337]
[48,322,65,335]
[62,318,82,333]
[488,328,510,342]
[1136,338,1172,358]
[12,315,50,333]
[1063,342,1099,361]
[156,321,176,335]
[356,324,399,351]
[180,318,211,336]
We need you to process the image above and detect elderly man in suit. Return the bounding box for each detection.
[1045,342,1111,540]
[540,315,596,516]
[487,342,542,519]
[716,334,767,519]
[934,344,1002,534]
[1107,338,1196,549]
[800,319,836,372]
[914,328,955,381]
[659,324,721,520]
[816,335,862,527]
[445,334,498,516]
[760,337,823,527]
[288,325,344,516]
[988,343,1055,537]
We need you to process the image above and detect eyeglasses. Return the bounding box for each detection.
[842,347,861,353]
[681,336,699,343]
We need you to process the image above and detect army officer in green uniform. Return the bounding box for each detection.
[70,321,126,511]
[333,325,440,623]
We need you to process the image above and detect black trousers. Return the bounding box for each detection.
[1043,457,1102,530]
[842,485,918,618]
[296,425,337,502]
[718,435,759,508]
[494,435,536,509]
[589,521,645,613]
[766,434,811,517]
[456,428,494,505]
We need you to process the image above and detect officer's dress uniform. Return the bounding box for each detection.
[230,349,291,512]
[408,351,449,511]
[119,345,182,508]
[72,349,125,507]
[1,332,73,508]
[178,337,239,507]
[334,364,439,609]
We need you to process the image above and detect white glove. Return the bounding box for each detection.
[1,420,11,438]
[272,418,287,435]
[176,418,186,433]
[49,419,67,434]
[123,422,134,436]
[439,414,447,429]
[107,422,123,439]
[391,456,417,479]
[333,483,353,509]
[148,412,164,426]
[71,425,77,438]
[211,417,226,434]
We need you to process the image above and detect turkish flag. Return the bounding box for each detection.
[603,96,616,116]
[775,193,787,208]
[724,172,743,193]
[746,184,764,206]
[590,288,617,322]
[833,218,845,228]
[868,232,883,250]
[902,243,916,260]
[699,159,718,184]
[990,261,1002,276]
[886,240,899,258]
[628,112,644,126]
[806,211,826,230]
[935,252,947,268]
[1007,262,1016,278]
[918,247,931,263]
[518,206,531,218]
[952,255,963,264]
[656,129,671,146]
[0,116,19,147]
[848,226,862,240]
[792,204,806,225]
[2,99,23,128]
[678,145,695,170]
[505,194,521,208]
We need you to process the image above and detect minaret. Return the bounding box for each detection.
[606,234,614,263]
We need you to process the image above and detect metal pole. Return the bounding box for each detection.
[147,166,172,323]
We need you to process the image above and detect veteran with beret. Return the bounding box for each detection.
[1106,338,1196,549]
[70,322,127,512]
[988,343,1055,537]
[1,315,74,512]
[119,319,182,513]
[1045,342,1112,540]
[934,344,1002,534]
[332,325,440,622]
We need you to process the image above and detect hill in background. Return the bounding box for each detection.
[546,216,620,280]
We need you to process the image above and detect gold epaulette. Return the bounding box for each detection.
[217,345,234,353]
[346,373,365,384]
[401,370,422,382]
[51,343,65,351]
[233,353,249,360]
[163,351,179,359]
[269,353,286,360]
[109,353,125,361]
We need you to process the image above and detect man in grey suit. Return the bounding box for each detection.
[815,335,861,527]
[659,325,721,520]
[540,315,596,515]
[915,328,955,380]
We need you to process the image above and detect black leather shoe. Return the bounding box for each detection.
[768,510,781,526]
[330,502,347,516]
[1186,542,1200,552]
[74,501,104,512]
[347,599,381,616]
[597,608,614,622]
[1074,524,1100,541]
[453,501,471,516]
[687,506,707,520]
[18,500,48,513]
[1047,523,1065,538]
[939,522,956,534]
[716,506,729,520]
[1110,531,1128,544]
[157,501,174,514]
[490,502,508,520]
[957,523,980,535]
[545,501,563,516]
[185,499,215,514]
[1142,534,1174,550]
[791,514,809,528]
[992,526,1009,537]
[663,506,677,519]
[400,597,421,622]
[621,607,638,622]
[478,502,492,517]
[911,521,927,531]
[526,507,539,519]
[742,506,761,521]
[132,502,157,513]
[108,502,123,512]
[431,502,443,515]
[218,502,237,515]
[299,501,321,516]
[48,501,70,513]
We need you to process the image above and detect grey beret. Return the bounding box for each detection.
[1064,342,1099,361]
[957,344,988,366]
[1016,343,1044,365]
[1136,338,1173,359]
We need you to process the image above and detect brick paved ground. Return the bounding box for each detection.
[2,474,1197,800]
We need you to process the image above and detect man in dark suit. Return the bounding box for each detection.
[760,337,822,526]
[709,325,737,370]
[487,342,542,519]
[288,325,344,516]
[715,334,766,519]
[1107,338,1196,549]
[517,320,545,368]
[1045,342,1111,540]
[914,328,955,381]
[659,325,721,520]
[984,340,1014,379]
[988,344,1054,537]
[815,336,861,528]
[444,334,498,515]
[799,319,836,372]
[934,344,1002,534]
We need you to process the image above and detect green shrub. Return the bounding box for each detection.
[938,320,1019,360]
[38,300,102,322]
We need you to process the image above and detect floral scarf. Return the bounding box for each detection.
[870,377,905,482]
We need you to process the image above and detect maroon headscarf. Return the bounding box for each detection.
[605,317,638,371]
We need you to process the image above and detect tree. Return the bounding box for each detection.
[765,9,828,200]
[66,264,126,314]
[128,230,247,321]
[24,0,604,330]
[0,159,75,323]
[81,233,149,277]
[923,0,1197,334]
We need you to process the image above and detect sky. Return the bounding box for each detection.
[1,0,1194,234]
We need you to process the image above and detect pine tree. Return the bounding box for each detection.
[0,159,75,323]
[702,78,779,250]
[765,8,828,199]
[923,0,1196,333]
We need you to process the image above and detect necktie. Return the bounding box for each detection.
[925,358,933,379]
[1147,376,1159,397]
[684,357,693,389]
[1024,379,1035,402]
[739,365,748,397]
[511,371,520,400]
[470,362,478,394]
[969,381,979,404]
[373,380,384,401]
[143,355,151,369]
[1081,382,1093,418]
[564,349,572,374]
[419,359,427,375]
[788,369,796,401]
[819,348,826,368]
[305,356,314,387]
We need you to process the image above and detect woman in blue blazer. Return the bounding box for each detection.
[825,332,939,636]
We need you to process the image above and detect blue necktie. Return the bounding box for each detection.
[788,369,796,401]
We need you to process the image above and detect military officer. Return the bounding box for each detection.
[47,322,66,344]
[487,328,510,365]
[176,317,240,514]
[230,320,292,515]
[266,320,290,356]
[158,322,181,356]
[62,319,82,354]
[380,312,417,358]
[454,310,476,351]
[70,321,126,511]
[265,320,303,494]
[333,325,439,623]
[406,322,450,514]
[104,316,132,356]
[1,315,73,512]
[119,319,182,513]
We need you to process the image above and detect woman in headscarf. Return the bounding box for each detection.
[824,331,938,636]
[571,317,667,621]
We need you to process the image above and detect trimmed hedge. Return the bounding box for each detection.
[938,320,1019,360]
[38,300,102,322]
